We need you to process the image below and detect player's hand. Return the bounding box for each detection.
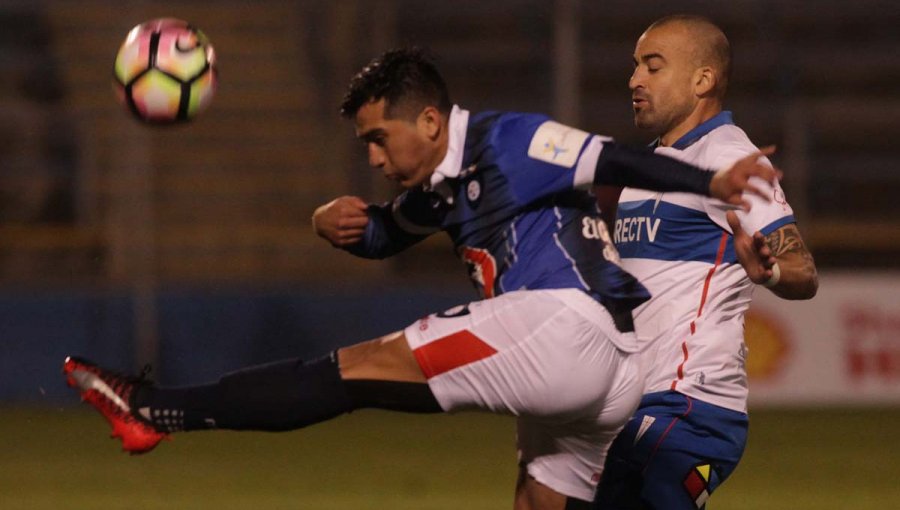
[312,196,370,247]
[726,210,776,284]
[709,146,781,211]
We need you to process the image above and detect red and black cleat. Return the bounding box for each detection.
[63,356,169,454]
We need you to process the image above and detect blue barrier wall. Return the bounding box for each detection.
[0,285,473,403]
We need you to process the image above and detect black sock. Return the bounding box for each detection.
[343,379,442,413]
[133,353,353,432]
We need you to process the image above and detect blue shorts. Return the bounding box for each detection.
[592,391,748,509]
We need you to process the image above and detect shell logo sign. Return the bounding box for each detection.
[744,309,791,381]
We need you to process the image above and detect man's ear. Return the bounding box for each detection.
[418,106,442,140]
[694,66,717,97]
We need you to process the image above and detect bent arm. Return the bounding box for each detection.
[764,223,819,299]
[346,202,432,259]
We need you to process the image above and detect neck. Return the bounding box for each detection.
[659,100,722,147]
[428,120,451,171]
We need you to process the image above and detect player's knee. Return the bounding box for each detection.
[338,332,426,383]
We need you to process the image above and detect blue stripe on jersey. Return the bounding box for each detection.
[496,205,584,293]
[498,214,521,294]
[615,200,736,264]
[672,111,734,150]
[760,215,796,235]
[551,206,591,291]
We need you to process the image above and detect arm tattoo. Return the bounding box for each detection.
[764,224,818,297]
[765,224,806,257]
[766,224,817,277]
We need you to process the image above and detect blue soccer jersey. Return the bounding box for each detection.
[349,106,651,317]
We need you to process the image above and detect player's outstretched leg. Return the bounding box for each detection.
[64,340,442,454]
[63,356,168,454]
[63,353,356,453]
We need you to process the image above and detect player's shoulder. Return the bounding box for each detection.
[471,111,569,162]
[699,124,792,228]
[699,123,754,150]
[466,111,545,150]
[476,110,553,137]
[695,123,767,169]
[470,110,549,127]
[704,123,756,150]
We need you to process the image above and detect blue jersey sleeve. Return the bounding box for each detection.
[489,113,605,206]
[487,113,715,208]
[345,190,441,259]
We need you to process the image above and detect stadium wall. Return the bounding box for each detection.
[3,272,898,407]
[0,285,471,403]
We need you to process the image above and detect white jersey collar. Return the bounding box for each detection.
[426,105,469,202]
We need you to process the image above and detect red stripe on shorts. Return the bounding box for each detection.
[413,330,497,379]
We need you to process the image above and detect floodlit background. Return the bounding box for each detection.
[1,1,898,509]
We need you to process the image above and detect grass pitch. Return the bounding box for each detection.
[2,406,898,509]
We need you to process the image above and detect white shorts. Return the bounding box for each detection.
[404,288,642,501]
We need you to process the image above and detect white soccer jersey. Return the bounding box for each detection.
[614,112,795,413]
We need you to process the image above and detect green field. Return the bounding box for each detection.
[3,406,899,509]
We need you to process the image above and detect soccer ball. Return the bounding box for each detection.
[113,18,217,123]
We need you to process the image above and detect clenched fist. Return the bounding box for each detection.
[312,196,370,247]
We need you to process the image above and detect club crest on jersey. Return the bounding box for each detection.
[773,186,790,212]
[466,178,482,207]
[527,120,589,168]
[460,246,497,298]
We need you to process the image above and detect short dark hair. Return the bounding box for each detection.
[340,47,453,121]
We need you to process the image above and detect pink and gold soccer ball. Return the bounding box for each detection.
[113,18,217,123]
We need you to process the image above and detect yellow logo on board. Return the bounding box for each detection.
[744,309,790,381]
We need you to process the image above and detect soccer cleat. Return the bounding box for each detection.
[63,356,169,454]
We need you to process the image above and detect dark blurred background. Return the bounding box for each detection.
[1,0,898,401]
[2,2,900,509]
